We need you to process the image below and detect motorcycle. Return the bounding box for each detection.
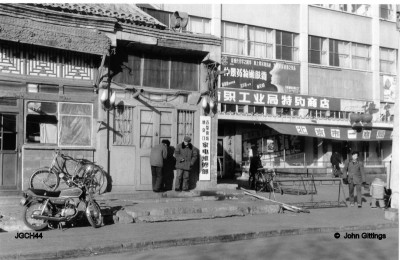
[20,177,102,231]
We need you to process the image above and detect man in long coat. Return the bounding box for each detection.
[174,136,198,192]
[150,140,168,192]
[343,151,366,207]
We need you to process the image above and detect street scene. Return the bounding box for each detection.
[0,2,399,260]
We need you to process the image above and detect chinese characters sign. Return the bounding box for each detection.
[199,116,211,181]
[221,54,300,93]
[218,88,341,111]
[267,123,392,141]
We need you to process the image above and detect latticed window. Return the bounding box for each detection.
[113,106,134,146]
[177,110,195,143]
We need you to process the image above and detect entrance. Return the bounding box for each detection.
[135,107,177,190]
[0,112,20,191]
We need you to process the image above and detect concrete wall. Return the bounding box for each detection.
[162,4,212,18]
[222,4,299,33]
[309,6,372,44]
[308,66,373,100]
[380,20,399,49]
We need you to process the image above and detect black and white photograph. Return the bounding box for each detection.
[0,1,399,259]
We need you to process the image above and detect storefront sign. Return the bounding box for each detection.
[218,88,341,111]
[266,123,392,141]
[221,55,300,93]
[199,116,211,181]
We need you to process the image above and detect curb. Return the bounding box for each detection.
[1,222,397,259]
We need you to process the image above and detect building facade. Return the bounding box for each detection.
[141,4,397,182]
[0,3,221,194]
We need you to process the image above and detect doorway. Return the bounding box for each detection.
[135,107,177,190]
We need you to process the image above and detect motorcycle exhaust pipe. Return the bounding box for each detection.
[32,215,68,222]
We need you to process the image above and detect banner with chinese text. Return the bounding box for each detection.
[221,54,300,93]
[218,88,341,111]
[265,123,392,141]
[199,116,211,181]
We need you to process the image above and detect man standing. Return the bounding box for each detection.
[330,151,342,177]
[344,151,366,208]
[150,140,168,192]
[174,136,198,192]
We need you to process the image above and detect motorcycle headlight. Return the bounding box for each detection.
[20,198,27,206]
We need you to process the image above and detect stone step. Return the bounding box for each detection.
[118,200,281,223]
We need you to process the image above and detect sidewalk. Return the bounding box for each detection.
[0,206,397,259]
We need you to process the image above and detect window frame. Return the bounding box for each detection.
[222,21,246,55]
[275,30,299,62]
[24,101,93,147]
[380,47,397,74]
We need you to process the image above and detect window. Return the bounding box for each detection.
[1,114,17,151]
[276,31,299,62]
[315,4,371,16]
[222,22,245,55]
[380,4,395,20]
[27,84,59,94]
[308,36,327,65]
[59,103,92,146]
[380,48,396,74]
[188,16,211,34]
[113,47,200,91]
[114,106,134,146]
[26,102,58,144]
[25,101,92,146]
[352,43,370,70]
[177,110,195,143]
[329,39,350,68]
[249,26,273,59]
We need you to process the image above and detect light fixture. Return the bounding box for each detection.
[101,90,116,111]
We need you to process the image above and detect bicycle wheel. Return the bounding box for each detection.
[255,172,266,192]
[82,165,108,194]
[29,168,60,191]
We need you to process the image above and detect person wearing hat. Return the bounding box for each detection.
[150,139,168,192]
[174,136,198,192]
[343,151,366,208]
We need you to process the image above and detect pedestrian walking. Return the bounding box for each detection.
[150,140,168,192]
[330,151,342,177]
[174,136,198,192]
[343,151,366,208]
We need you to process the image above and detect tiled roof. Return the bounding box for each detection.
[28,3,166,29]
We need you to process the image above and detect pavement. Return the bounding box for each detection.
[0,177,398,259]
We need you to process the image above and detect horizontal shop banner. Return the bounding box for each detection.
[265,123,392,141]
[218,88,341,111]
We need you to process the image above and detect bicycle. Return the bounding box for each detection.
[29,150,108,194]
[252,168,283,199]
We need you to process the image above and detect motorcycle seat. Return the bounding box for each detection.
[28,188,61,197]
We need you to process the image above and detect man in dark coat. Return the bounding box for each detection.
[150,140,168,192]
[249,152,263,189]
[174,136,198,192]
[162,140,176,191]
[330,152,342,177]
[343,151,366,208]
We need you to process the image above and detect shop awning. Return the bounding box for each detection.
[264,122,392,141]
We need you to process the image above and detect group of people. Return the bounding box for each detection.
[331,151,387,208]
[150,136,198,193]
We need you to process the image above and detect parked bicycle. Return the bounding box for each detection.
[250,168,282,196]
[29,150,108,194]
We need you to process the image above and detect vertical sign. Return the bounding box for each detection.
[199,116,211,181]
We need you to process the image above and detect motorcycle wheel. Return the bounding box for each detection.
[22,202,49,231]
[29,167,59,191]
[85,201,102,228]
